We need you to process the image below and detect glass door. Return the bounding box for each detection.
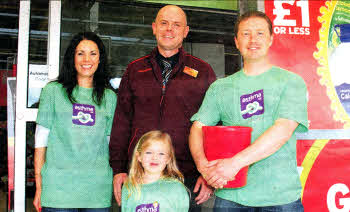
[14,1,61,211]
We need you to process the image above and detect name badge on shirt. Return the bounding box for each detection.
[72,103,95,126]
[183,66,198,78]
[136,202,159,212]
[240,89,264,119]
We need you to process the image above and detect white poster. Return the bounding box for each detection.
[28,64,49,107]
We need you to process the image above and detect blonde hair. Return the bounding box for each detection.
[124,130,184,199]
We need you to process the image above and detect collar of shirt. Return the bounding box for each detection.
[156,50,179,70]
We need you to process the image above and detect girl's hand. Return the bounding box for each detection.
[33,189,41,212]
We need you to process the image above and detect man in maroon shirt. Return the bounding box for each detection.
[109,5,216,211]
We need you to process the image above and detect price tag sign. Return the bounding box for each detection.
[271,0,310,35]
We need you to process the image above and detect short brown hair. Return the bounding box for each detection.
[234,11,273,37]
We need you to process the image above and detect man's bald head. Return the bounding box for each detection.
[155,5,188,26]
[152,5,190,57]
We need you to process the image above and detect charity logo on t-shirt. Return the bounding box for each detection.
[72,103,95,126]
[240,89,264,119]
[135,202,159,212]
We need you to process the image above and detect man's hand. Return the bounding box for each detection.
[193,176,214,204]
[197,160,225,189]
[113,173,128,206]
[198,159,230,189]
[33,189,41,212]
[205,158,240,188]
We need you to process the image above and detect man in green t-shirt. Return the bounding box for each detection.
[189,11,308,211]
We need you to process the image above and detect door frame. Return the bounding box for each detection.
[14,1,61,211]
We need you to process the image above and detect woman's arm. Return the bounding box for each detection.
[33,147,46,212]
[33,124,50,212]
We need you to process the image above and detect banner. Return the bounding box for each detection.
[265,1,350,211]
[7,77,16,212]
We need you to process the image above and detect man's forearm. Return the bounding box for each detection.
[109,70,133,175]
[109,117,131,175]
[189,121,208,173]
[230,118,299,170]
[109,127,129,175]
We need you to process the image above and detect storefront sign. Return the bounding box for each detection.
[28,64,49,107]
[265,1,350,211]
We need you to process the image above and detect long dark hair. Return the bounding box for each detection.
[57,31,109,105]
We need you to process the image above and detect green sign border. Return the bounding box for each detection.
[138,0,238,11]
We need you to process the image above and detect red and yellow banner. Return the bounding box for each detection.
[265,1,350,211]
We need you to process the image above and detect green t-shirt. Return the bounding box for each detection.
[36,82,117,208]
[191,66,308,206]
[121,178,189,212]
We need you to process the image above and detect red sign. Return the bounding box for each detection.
[265,1,350,211]
[265,0,343,129]
[0,71,8,106]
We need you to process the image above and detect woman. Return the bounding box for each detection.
[33,32,117,212]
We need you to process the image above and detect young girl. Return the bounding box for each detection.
[121,130,189,212]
